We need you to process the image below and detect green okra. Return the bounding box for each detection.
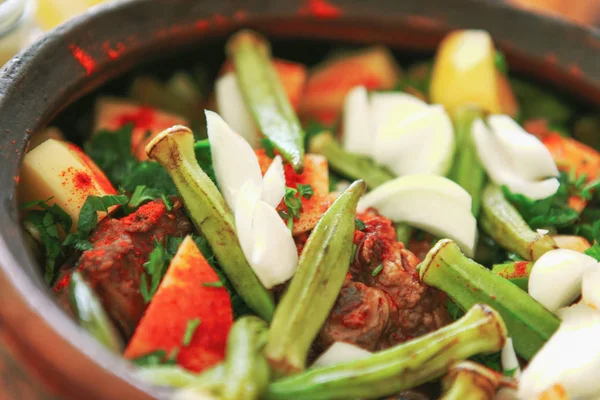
[492,261,533,291]
[448,106,486,216]
[68,271,123,353]
[227,30,305,172]
[265,180,367,377]
[481,184,557,261]
[440,361,514,400]
[222,316,270,400]
[135,364,219,388]
[146,126,275,321]
[308,132,395,189]
[418,239,560,360]
[265,304,507,400]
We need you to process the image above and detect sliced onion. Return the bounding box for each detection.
[261,155,286,208]
[582,267,600,311]
[519,303,600,399]
[472,118,559,200]
[172,387,219,400]
[529,249,598,313]
[249,201,299,288]
[206,110,263,211]
[215,73,258,147]
[370,91,427,139]
[487,115,558,181]
[358,175,477,256]
[342,86,373,156]
[501,337,521,378]
[234,181,262,264]
[312,342,372,368]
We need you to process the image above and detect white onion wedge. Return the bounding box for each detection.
[215,73,259,148]
[373,104,455,176]
[501,338,521,378]
[206,110,262,211]
[249,201,299,288]
[370,91,427,138]
[235,181,262,263]
[342,86,372,156]
[529,249,598,313]
[261,155,286,208]
[358,175,477,256]
[472,118,559,200]
[519,303,600,400]
[582,267,600,311]
[487,115,558,181]
[312,342,372,368]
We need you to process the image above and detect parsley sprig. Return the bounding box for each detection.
[278,184,314,231]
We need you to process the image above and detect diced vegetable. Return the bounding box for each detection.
[69,271,123,352]
[125,236,233,373]
[358,175,478,256]
[480,184,557,261]
[448,106,486,215]
[541,133,600,182]
[146,126,275,321]
[94,97,187,160]
[256,150,331,235]
[226,30,306,172]
[265,304,507,400]
[300,46,401,124]
[528,249,598,312]
[553,235,591,253]
[265,181,366,377]
[419,239,561,359]
[19,139,117,230]
[492,261,533,291]
[308,132,394,189]
[312,342,372,368]
[222,316,270,400]
[430,30,518,116]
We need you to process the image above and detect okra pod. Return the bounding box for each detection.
[265,180,367,376]
[227,30,305,172]
[481,184,557,261]
[418,239,560,359]
[492,261,533,291]
[68,271,123,352]
[309,132,395,189]
[440,361,515,400]
[146,126,275,321]
[265,304,507,400]
[222,316,270,400]
[448,106,486,216]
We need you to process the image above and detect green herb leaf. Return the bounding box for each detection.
[202,281,224,288]
[297,184,314,200]
[585,243,600,261]
[131,350,168,367]
[129,185,162,208]
[494,50,508,75]
[161,194,173,211]
[141,241,171,303]
[193,139,217,185]
[78,195,129,237]
[182,318,201,347]
[355,219,366,231]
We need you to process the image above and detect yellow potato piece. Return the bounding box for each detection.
[430,30,518,116]
[553,235,592,253]
[19,139,117,230]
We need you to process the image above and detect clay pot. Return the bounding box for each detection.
[1,0,599,398]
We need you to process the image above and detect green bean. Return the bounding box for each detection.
[448,106,486,216]
[222,316,270,400]
[227,30,305,172]
[418,239,560,359]
[481,184,557,261]
[440,361,514,400]
[68,271,123,352]
[265,304,507,400]
[265,180,366,377]
[308,132,395,189]
[492,261,533,291]
[146,126,275,321]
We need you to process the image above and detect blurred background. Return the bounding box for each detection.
[1,0,600,66]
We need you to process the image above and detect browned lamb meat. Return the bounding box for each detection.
[319,209,451,351]
[54,198,192,338]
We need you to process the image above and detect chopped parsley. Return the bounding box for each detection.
[372,264,384,277]
[140,241,171,304]
[355,219,366,231]
[161,194,173,211]
[350,244,357,260]
[494,50,508,75]
[260,138,275,158]
[77,195,129,236]
[182,318,201,347]
[279,184,315,231]
[131,349,170,367]
[128,185,162,208]
[297,184,314,200]
[202,281,224,288]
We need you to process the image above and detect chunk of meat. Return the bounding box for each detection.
[319,209,450,351]
[54,198,192,338]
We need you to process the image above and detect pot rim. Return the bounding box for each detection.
[1,0,600,398]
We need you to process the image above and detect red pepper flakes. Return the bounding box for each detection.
[66,143,117,195]
[68,44,96,76]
